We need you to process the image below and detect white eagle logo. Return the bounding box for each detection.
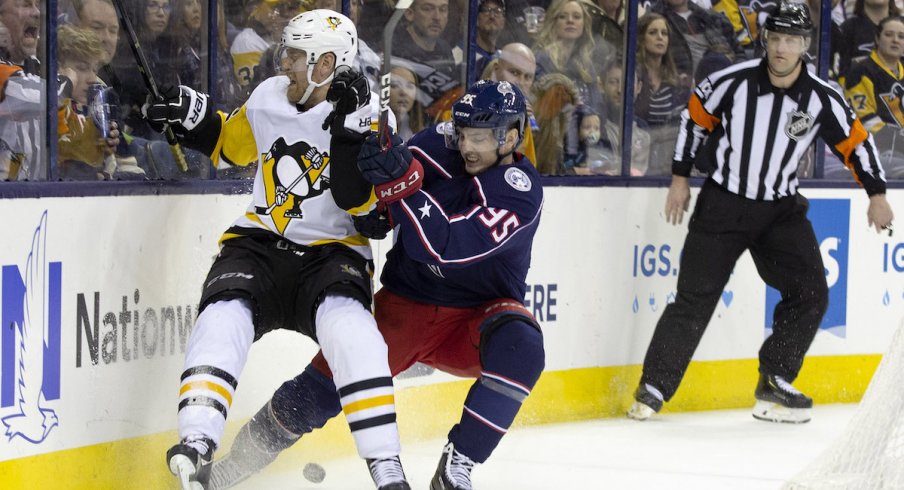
[1,212,60,444]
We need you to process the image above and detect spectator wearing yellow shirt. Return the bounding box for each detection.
[57,25,122,180]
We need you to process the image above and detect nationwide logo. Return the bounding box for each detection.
[765,199,850,337]
[1,211,62,444]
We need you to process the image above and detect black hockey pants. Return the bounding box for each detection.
[640,180,828,401]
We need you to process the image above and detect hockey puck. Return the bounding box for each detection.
[303,462,326,483]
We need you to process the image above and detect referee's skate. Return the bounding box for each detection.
[752,374,813,424]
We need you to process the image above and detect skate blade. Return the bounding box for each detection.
[169,454,204,490]
[209,457,254,490]
[752,400,811,424]
[627,401,656,421]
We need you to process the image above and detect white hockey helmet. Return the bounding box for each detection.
[281,9,358,68]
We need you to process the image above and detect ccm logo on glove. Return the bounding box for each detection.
[358,133,424,203]
[376,164,423,201]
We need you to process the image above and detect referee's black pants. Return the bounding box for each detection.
[640,180,829,401]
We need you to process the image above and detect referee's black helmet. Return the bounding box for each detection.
[764,2,813,36]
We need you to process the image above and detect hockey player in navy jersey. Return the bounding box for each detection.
[205,80,545,490]
[142,9,411,490]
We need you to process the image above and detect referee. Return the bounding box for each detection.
[628,3,895,424]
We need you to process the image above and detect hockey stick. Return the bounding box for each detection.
[379,0,414,148]
[110,0,189,172]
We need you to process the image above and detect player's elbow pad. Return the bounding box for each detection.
[375,158,424,204]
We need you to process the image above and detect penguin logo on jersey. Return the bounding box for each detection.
[0,138,25,178]
[258,137,330,234]
[879,83,904,128]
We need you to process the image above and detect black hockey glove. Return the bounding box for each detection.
[357,133,423,203]
[323,68,372,140]
[142,85,212,138]
[352,207,392,239]
[327,68,370,118]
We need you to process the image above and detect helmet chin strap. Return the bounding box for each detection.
[493,132,523,166]
[493,149,512,167]
[297,66,336,106]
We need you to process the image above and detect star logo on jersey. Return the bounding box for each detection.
[418,201,432,219]
[785,111,813,141]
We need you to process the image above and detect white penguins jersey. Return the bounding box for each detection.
[209,75,393,259]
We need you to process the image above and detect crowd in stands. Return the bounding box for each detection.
[1,0,904,180]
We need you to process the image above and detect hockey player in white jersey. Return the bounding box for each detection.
[142,10,412,490]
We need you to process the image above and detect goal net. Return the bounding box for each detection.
[784,318,904,490]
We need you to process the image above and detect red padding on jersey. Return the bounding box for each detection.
[375,158,424,203]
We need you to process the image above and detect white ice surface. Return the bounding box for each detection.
[228,403,857,489]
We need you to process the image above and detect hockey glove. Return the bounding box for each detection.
[142,85,211,138]
[323,68,373,140]
[327,68,370,118]
[352,206,392,240]
[357,133,423,203]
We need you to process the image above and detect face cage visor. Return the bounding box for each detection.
[441,122,515,153]
[274,44,342,105]
[274,44,310,75]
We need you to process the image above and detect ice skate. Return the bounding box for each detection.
[627,383,664,421]
[752,373,812,424]
[430,441,476,490]
[167,437,214,490]
[207,423,280,490]
[367,455,410,490]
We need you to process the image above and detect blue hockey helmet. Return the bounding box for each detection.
[445,80,527,151]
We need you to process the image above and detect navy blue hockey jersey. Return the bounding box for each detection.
[380,126,544,307]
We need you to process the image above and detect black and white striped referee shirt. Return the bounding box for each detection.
[673,58,888,200]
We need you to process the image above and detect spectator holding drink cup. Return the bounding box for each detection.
[57,24,126,180]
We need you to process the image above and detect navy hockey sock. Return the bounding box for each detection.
[269,365,343,437]
[449,320,545,463]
